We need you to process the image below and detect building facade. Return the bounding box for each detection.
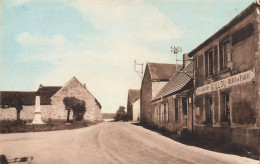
[132,98,140,122]
[140,63,179,126]
[151,61,194,133]
[127,89,140,121]
[188,3,260,155]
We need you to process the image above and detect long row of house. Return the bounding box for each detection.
[127,3,260,157]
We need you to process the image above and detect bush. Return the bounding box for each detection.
[114,106,128,121]
[63,97,86,122]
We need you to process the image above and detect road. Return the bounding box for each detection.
[0,121,259,164]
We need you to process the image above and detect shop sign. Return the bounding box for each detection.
[196,70,255,95]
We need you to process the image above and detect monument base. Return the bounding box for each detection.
[32,113,45,124]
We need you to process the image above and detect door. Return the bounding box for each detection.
[182,97,188,128]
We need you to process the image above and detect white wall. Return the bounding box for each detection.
[133,99,140,122]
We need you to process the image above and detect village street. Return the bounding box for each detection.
[0,122,259,164]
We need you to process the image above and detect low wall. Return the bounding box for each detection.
[194,125,260,158]
[0,105,72,121]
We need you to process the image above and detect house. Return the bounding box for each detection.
[188,3,260,156]
[0,76,102,121]
[127,89,140,121]
[151,59,193,133]
[51,76,102,120]
[132,98,140,122]
[140,63,179,126]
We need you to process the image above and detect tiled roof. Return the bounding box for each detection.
[152,62,193,101]
[0,91,36,106]
[36,85,62,105]
[147,63,181,81]
[128,89,140,104]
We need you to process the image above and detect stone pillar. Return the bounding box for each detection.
[32,96,45,124]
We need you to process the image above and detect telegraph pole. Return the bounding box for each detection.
[134,60,143,80]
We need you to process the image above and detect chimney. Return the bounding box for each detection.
[39,84,43,88]
[183,53,190,67]
[83,83,86,89]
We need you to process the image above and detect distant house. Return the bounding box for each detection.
[151,59,193,133]
[132,98,140,122]
[127,89,140,121]
[140,63,179,126]
[0,77,102,121]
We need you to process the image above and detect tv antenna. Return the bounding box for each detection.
[171,46,183,71]
[134,60,143,79]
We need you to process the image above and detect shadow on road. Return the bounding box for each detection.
[0,155,33,164]
[130,123,259,160]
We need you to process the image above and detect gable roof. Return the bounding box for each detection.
[51,76,102,109]
[0,91,36,106]
[36,85,62,105]
[128,89,140,104]
[188,3,255,57]
[147,63,180,81]
[152,61,193,102]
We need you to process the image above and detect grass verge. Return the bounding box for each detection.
[0,119,103,134]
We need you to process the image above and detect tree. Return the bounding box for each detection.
[63,97,86,122]
[1,95,24,122]
[114,106,127,121]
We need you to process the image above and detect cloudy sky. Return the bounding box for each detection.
[1,0,252,113]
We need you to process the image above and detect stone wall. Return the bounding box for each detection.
[0,105,73,121]
[51,77,102,120]
[194,125,260,158]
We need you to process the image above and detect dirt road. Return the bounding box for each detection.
[0,122,259,164]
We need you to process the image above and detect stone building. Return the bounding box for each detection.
[51,77,102,120]
[140,63,179,126]
[0,77,102,121]
[188,3,260,156]
[151,61,193,133]
[127,89,140,121]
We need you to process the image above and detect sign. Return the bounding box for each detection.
[196,70,255,95]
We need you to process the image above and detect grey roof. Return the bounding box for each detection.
[152,62,193,102]
[0,91,36,106]
[36,85,62,105]
[128,89,140,104]
[147,63,180,81]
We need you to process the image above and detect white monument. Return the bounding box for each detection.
[32,96,45,124]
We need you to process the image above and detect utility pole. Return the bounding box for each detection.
[134,60,143,80]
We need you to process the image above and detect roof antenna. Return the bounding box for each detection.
[171,46,183,72]
[134,60,143,80]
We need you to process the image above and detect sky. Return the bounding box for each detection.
[1,0,253,113]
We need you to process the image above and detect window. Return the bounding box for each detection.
[220,92,231,124]
[232,23,254,45]
[158,105,161,122]
[205,95,213,125]
[204,49,213,77]
[174,99,178,121]
[196,57,199,68]
[182,98,187,115]
[223,93,230,122]
[165,103,169,122]
[157,105,160,122]
[219,38,231,71]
